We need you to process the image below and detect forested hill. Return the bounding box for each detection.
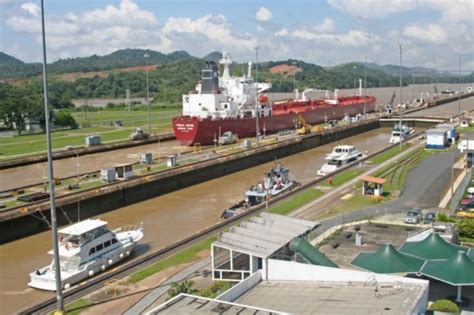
[0,49,473,106]
[0,49,199,79]
[0,52,24,66]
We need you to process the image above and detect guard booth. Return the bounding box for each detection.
[361,175,386,197]
[114,163,134,180]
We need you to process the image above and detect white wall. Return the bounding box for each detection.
[267,259,428,285]
[216,270,262,302]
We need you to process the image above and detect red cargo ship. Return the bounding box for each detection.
[172,53,376,146]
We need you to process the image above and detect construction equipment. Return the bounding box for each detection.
[296,113,323,135]
[218,131,238,145]
[129,128,149,141]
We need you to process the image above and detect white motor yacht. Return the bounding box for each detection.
[389,123,414,144]
[317,145,364,176]
[29,219,143,291]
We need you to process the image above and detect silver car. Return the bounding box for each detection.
[404,208,422,224]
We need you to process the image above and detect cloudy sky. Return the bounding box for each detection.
[0,0,472,71]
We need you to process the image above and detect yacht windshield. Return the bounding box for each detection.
[328,160,341,166]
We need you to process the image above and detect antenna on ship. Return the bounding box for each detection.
[399,44,403,150]
[40,0,64,313]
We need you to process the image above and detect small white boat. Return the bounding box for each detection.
[29,219,143,291]
[389,123,414,144]
[317,145,364,176]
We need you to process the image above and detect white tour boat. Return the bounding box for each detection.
[317,145,364,176]
[389,123,414,144]
[29,219,144,291]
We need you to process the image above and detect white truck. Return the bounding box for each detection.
[218,131,238,145]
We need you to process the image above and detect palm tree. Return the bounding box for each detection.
[167,280,197,299]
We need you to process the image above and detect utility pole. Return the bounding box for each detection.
[40,0,64,313]
[144,53,151,134]
[353,65,357,94]
[364,58,367,117]
[399,44,403,150]
[255,47,260,145]
[458,58,461,120]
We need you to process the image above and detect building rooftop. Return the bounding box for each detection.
[213,212,319,258]
[147,294,283,315]
[59,219,107,236]
[236,280,426,315]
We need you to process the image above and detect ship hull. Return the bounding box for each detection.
[173,101,376,146]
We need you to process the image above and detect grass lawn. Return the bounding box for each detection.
[329,168,365,187]
[316,194,385,219]
[270,188,323,216]
[47,298,91,315]
[129,236,216,284]
[0,109,178,158]
[371,144,408,164]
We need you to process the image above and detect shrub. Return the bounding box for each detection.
[436,213,456,223]
[429,299,460,313]
[458,219,474,239]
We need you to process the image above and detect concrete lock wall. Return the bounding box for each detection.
[0,120,379,243]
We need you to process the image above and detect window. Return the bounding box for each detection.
[96,244,104,252]
[112,238,118,244]
[89,248,96,255]
[104,240,111,248]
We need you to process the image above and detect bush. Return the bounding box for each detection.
[429,299,460,313]
[458,219,474,239]
[436,213,456,223]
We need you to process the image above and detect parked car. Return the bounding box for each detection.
[423,212,436,224]
[461,197,474,205]
[405,208,423,224]
[459,203,474,211]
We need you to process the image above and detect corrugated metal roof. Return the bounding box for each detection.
[214,213,319,258]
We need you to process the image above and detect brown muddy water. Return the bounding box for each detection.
[0,127,398,314]
[0,140,192,192]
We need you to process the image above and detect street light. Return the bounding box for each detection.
[458,58,462,120]
[255,47,260,145]
[352,65,357,93]
[40,0,64,313]
[399,44,403,150]
[144,53,151,134]
[364,58,367,117]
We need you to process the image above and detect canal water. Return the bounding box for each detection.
[0,140,192,192]
[0,127,394,314]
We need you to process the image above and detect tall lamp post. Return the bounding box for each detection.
[458,58,462,120]
[353,65,357,94]
[144,53,151,134]
[399,44,403,150]
[255,47,260,145]
[40,0,64,313]
[364,58,367,117]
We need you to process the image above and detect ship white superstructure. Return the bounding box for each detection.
[182,52,271,119]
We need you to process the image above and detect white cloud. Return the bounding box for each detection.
[256,7,272,22]
[328,0,474,23]
[403,24,448,44]
[82,0,157,27]
[275,28,289,37]
[21,2,40,17]
[328,0,415,18]
[163,14,257,51]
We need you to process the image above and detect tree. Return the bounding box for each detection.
[55,111,78,129]
[167,280,198,299]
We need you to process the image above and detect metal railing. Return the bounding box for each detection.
[307,205,404,242]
